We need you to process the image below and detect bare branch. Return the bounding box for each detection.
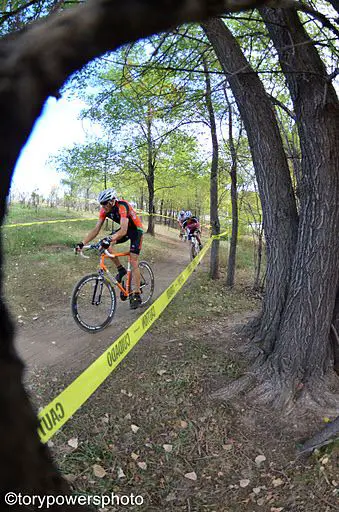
[294,1,339,39]
[268,93,296,119]
[154,185,178,192]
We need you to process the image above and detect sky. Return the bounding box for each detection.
[11,95,93,197]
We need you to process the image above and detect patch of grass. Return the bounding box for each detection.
[4,203,97,224]
[160,271,259,328]
[3,219,99,255]
[217,237,266,275]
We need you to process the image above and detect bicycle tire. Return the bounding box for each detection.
[131,261,155,306]
[71,273,117,332]
[190,237,201,261]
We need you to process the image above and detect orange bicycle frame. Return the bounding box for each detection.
[99,250,133,297]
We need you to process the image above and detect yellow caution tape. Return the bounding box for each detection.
[3,218,97,228]
[38,238,213,443]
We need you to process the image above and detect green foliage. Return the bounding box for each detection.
[50,141,117,199]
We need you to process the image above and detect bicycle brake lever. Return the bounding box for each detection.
[79,251,90,259]
[104,249,116,258]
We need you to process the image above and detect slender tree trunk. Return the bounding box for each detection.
[203,56,220,279]
[159,198,164,224]
[103,140,110,190]
[146,106,155,236]
[225,91,238,287]
[140,186,144,212]
[147,175,155,235]
[258,8,339,393]
[202,18,298,347]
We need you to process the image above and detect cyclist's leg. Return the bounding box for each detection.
[129,231,143,309]
[130,229,143,294]
[111,229,129,279]
[130,253,140,293]
[195,230,202,247]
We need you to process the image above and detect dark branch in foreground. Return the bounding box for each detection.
[299,416,339,454]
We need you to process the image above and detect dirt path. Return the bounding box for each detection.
[16,232,194,375]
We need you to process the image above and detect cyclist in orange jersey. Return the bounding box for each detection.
[75,188,144,309]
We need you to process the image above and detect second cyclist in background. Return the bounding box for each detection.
[182,211,202,248]
[177,209,186,240]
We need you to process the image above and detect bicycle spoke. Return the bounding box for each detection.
[135,262,154,306]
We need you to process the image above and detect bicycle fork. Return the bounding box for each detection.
[92,272,105,306]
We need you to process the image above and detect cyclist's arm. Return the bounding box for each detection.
[82,219,105,245]
[111,217,128,242]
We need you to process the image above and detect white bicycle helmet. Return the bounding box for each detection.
[97,188,117,204]
[185,210,192,218]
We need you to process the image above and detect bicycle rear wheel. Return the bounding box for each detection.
[71,273,117,332]
[133,261,155,306]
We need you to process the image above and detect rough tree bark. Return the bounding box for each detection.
[332,289,339,374]
[255,7,339,409]
[202,18,298,349]
[202,55,220,279]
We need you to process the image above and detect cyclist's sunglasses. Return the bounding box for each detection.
[100,200,110,206]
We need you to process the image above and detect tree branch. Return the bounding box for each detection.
[268,93,296,119]
[154,184,178,192]
[294,1,339,39]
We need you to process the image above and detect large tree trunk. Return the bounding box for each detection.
[202,19,298,348]
[203,56,220,279]
[258,7,339,406]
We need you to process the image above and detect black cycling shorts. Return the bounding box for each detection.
[112,228,143,255]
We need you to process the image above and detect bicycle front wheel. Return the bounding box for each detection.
[190,242,199,261]
[134,261,155,306]
[71,273,117,332]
